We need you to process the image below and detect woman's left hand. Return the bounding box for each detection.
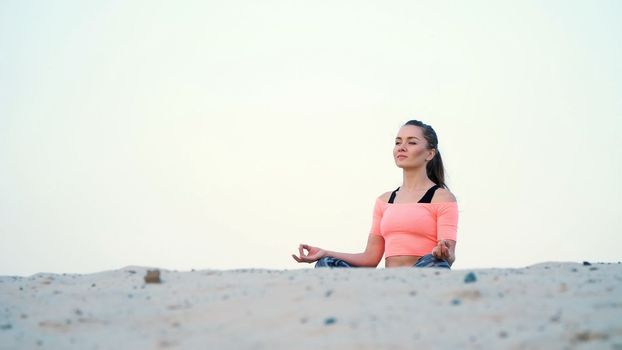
[432,239,452,261]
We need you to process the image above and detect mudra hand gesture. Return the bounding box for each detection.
[432,239,452,261]
[292,244,325,263]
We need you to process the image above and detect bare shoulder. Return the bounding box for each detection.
[377,191,393,203]
[432,188,457,203]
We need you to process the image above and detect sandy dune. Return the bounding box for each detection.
[1,262,621,349]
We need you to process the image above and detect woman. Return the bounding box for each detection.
[291,120,458,269]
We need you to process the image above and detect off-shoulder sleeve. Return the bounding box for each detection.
[369,199,384,236]
[436,202,458,241]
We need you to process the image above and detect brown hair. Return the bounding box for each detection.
[403,120,447,189]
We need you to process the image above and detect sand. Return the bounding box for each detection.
[1,262,621,349]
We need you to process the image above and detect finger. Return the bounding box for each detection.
[437,240,447,252]
[434,243,442,253]
[434,246,442,259]
[292,254,301,262]
[432,248,439,258]
[295,255,307,263]
[299,246,305,257]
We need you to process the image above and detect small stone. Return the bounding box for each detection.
[144,270,161,284]
[0,323,12,330]
[324,317,337,325]
[574,331,609,342]
[91,283,96,287]
[451,298,461,305]
[325,290,334,297]
[583,261,591,266]
[550,310,562,322]
[571,268,577,272]
[498,331,508,338]
[589,267,598,271]
[464,272,477,283]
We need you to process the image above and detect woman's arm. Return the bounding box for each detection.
[292,234,385,267]
[323,234,385,267]
[293,193,388,267]
[432,189,458,266]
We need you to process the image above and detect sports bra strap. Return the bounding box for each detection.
[387,185,440,204]
[388,187,399,203]
[418,185,440,203]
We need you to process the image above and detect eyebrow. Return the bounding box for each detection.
[395,136,420,140]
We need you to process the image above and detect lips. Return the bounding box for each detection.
[396,155,407,160]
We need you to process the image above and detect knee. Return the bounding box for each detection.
[414,254,451,269]
[314,256,334,268]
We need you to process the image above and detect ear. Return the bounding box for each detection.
[427,148,436,161]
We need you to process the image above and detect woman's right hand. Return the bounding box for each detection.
[292,244,326,263]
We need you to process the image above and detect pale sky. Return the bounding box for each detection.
[1,1,621,276]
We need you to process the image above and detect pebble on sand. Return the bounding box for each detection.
[324,317,337,325]
[144,270,161,284]
[464,272,477,283]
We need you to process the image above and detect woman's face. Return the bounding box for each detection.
[393,125,435,168]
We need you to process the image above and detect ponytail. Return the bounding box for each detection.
[426,150,446,189]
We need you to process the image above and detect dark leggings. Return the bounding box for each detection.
[314,253,451,269]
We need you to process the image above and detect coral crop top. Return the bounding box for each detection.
[369,186,459,258]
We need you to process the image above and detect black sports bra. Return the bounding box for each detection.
[388,185,440,204]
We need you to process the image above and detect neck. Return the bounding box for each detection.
[401,167,435,191]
